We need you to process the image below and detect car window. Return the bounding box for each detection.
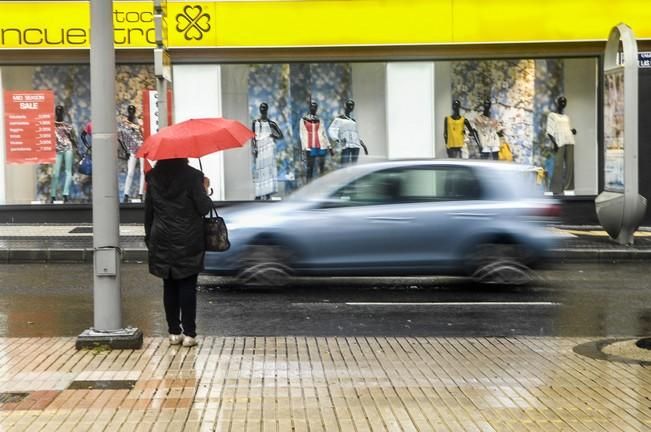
[330,166,481,206]
[331,170,403,205]
[400,166,481,202]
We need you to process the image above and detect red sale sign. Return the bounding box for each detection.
[4,90,55,164]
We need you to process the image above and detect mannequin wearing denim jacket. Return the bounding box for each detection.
[50,105,77,203]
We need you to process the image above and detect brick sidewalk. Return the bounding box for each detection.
[0,336,650,431]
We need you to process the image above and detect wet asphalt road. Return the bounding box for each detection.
[0,262,650,338]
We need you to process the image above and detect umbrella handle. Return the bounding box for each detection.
[197,157,212,195]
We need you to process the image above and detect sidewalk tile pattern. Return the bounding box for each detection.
[0,336,650,430]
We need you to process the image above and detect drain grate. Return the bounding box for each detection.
[0,392,29,403]
[69,227,93,234]
[68,380,136,390]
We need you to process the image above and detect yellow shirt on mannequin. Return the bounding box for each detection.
[446,116,466,149]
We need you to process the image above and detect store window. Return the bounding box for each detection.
[219,57,598,201]
[0,56,599,206]
[0,63,156,205]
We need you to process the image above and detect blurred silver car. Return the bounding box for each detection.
[204,160,560,285]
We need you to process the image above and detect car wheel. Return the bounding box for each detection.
[466,243,533,286]
[236,243,293,287]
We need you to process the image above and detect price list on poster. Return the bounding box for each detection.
[3,90,55,164]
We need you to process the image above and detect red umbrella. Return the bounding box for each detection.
[136,118,254,161]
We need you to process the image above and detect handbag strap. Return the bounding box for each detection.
[208,200,218,218]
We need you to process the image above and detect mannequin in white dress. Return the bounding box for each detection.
[252,102,283,199]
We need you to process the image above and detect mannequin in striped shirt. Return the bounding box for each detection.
[300,101,333,180]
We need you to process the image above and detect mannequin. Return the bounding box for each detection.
[328,99,368,165]
[299,101,332,180]
[547,96,577,195]
[50,105,77,203]
[443,99,476,159]
[471,99,503,160]
[80,122,92,155]
[118,105,144,202]
[251,102,283,199]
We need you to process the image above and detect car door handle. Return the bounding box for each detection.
[448,212,496,219]
[366,216,414,222]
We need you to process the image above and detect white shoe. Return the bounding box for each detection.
[182,336,198,347]
[169,334,182,345]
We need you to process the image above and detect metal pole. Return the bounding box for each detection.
[156,77,168,129]
[90,0,122,331]
[154,0,170,130]
[77,0,142,350]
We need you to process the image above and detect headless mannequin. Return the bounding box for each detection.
[251,102,283,199]
[299,101,332,180]
[472,99,503,160]
[547,96,577,195]
[118,105,144,202]
[328,99,368,165]
[443,99,476,159]
[51,105,77,203]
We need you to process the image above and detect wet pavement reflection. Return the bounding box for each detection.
[0,262,650,338]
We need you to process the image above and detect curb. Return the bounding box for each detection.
[0,248,147,263]
[2,248,650,264]
[553,248,651,261]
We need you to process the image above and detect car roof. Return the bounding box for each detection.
[288,158,540,202]
[346,159,538,174]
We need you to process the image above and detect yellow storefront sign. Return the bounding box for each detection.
[0,0,649,49]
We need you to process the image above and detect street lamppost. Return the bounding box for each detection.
[154,0,171,130]
[76,0,142,350]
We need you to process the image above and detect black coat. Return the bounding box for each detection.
[144,161,213,279]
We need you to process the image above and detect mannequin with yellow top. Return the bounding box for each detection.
[443,100,476,159]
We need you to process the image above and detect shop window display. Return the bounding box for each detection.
[247,63,353,197]
[0,64,155,204]
[241,59,590,199]
[1,58,598,205]
[449,59,581,192]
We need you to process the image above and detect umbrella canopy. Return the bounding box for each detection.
[136,118,254,161]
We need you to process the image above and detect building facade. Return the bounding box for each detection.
[1,0,650,208]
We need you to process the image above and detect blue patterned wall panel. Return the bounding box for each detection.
[451,59,563,171]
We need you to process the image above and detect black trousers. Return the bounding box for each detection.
[446,148,462,159]
[163,274,198,337]
[480,151,499,160]
[306,152,326,180]
[340,148,360,165]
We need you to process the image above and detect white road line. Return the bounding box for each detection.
[344,302,560,306]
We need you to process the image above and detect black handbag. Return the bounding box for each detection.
[204,205,230,252]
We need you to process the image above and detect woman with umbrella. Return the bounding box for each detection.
[140,118,254,347]
[144,159,212,347]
